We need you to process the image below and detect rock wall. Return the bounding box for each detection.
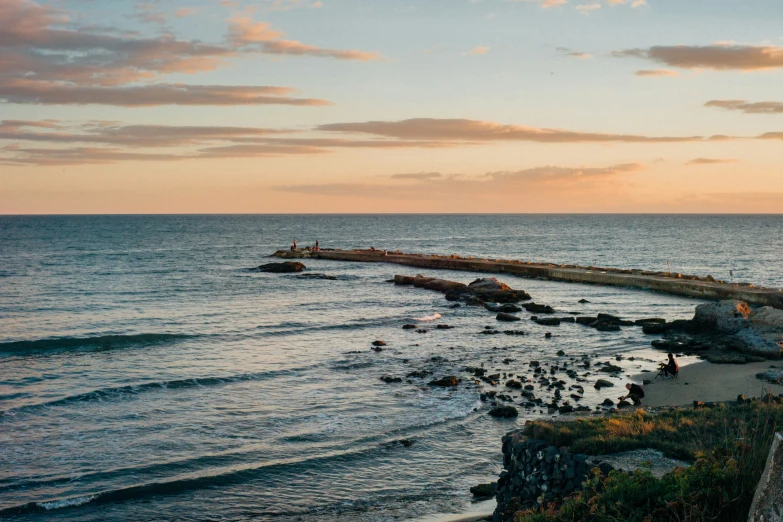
[493,431,612,522]
[748,432,783,522]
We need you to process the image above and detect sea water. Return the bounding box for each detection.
[1,215,781,521]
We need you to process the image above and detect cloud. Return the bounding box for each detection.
[685,158,738,165]
[0,119,468,165]
[635,69,679,77]
[705,99,783,114]
[0,80,331,107]
[316,118,707,143]
[227,15,382,61]
[509,0,568,8]
[576,3,601,14]
[0,0,378,107]
[275,162,645,198]
[389,172,443,180]
[616,44,783,71]
[464,45,490,56]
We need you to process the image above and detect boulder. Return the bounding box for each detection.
[470,482,497,497]
[489,405,519,418]
[429,376,460,387]
[733,329,783,357]
[524,303,555,314]
[485,303,523,313]
[693,299,750,334]
[594,379,614,389]
[497,312,521,322]
[258,261,306,273]
[372,340,387,346]
[534,317,561,326]
[642,323,667,335]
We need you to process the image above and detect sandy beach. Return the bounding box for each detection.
[635,360,783,408]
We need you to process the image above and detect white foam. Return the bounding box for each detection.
[37,494,98,510]
[414,313,441,322]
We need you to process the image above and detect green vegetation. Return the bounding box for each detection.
[515,399,783,522]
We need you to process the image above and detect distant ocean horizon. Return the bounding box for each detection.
[2,214,781,521]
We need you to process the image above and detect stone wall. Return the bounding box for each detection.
[493,430,613,522]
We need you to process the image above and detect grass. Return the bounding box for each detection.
[513,399,783,522]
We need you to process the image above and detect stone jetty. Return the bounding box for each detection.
[272,248,783,309]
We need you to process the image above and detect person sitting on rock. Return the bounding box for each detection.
[619,383,645,405]
[662,353,678,378]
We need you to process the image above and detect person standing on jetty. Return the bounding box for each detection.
[291,240,297,252]
[619,383,645,405]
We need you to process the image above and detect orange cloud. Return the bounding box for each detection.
[685,158,738,166]
[705,99,783,114]
[316,118,706,143]
[0,80,331,107]
[276,163,646,198]
[227,15,382,61]
[616,44,783,70]
[635,69,679,77]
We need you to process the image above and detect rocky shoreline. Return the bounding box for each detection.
[261,253,783,521]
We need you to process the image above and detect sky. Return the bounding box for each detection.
[1,0,782,214]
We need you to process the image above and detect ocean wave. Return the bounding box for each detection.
[1,367,310,416]
[0,333,196,354]
[0,404,482,516]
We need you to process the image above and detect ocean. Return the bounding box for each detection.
[1,215,781,521]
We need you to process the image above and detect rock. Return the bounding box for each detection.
[576,316,598,325]
[558,404,574,414]
[429,376,460,387]
[578,299,590,303]
[523,303,555,314]
[399,438,414,447]
[297,273,337,280]
[557,350,566,356]
[506,379,523,389]
[372,340,387,346]
[435,324,453,329]
[449,303,461,309]
[372,346,383,352]
[594,321,621,332]
[617,400,631,408]
[470,482,497,497]
[545,332,552,338]
[380,376,402,383]
[693,299,750,334]
[489,405,519,418]
[407,370,431,378]
[635,318,666,325]
[486,303,523,313]
[497,312,521,322]
[602,398,614,406]
[597,313,624,325]
[733,329,783,357]
[402,324,417,329]
[594,379,614,389]
[703,352,762,364]
[599,364,623,373]
[642,323,667,334]
[535,317,561,326]
[257,261,306,273]
[503,330,525,336]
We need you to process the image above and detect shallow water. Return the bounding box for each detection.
[1,215,780,521]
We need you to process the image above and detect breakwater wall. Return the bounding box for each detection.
[272,249,783,309]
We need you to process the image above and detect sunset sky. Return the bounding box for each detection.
[1,0,782,213]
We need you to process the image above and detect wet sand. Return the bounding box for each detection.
[634,360,783,407]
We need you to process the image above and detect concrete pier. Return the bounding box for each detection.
[273,248,783,309]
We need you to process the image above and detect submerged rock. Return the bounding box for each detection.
[497,312,521,322]
[257,261,305,273]
[523,303,555,314]
[297,273,337,280]
[429,375,460,387]
[380,376,402,383]
[485,303,523,313]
